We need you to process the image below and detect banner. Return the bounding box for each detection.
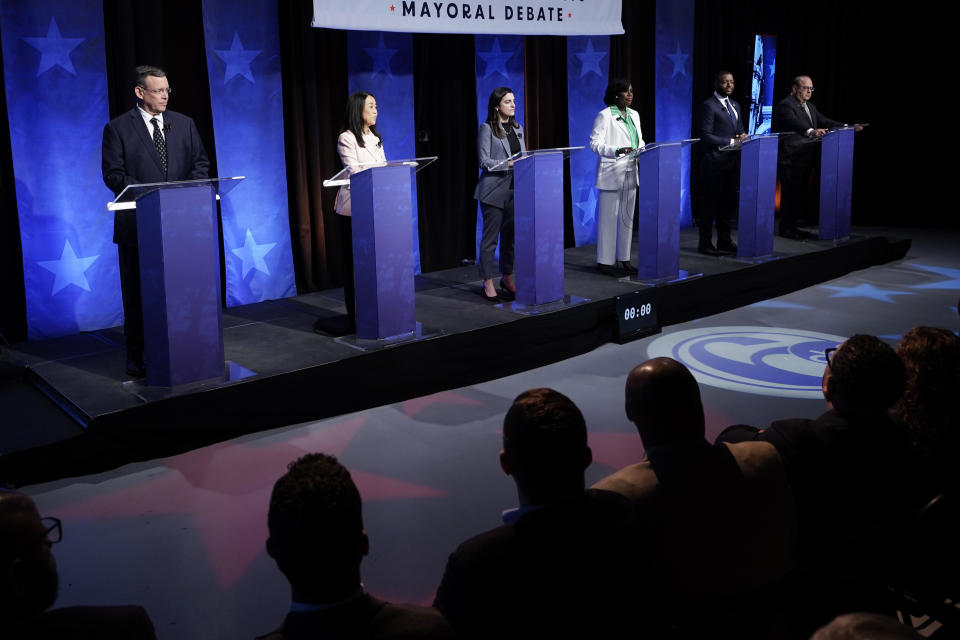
[313,0,623,36]
[202,0,297,306]
[654,0,694,228]
[1,0,119,339]
[566,35,609,246]
[347,30,420,273]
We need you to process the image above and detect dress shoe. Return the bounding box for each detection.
[697,243,722,257]
[480,287,501,302]
[498,278,516,301]
[597,262,620,276]
[779,226,814,240]
[616,260,636,275]
[126,352,146,378]
[717,241,738,254]
[313,316,356,337]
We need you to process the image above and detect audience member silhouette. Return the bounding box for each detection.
[0,490,156,639]
[258,453,453,640]
[810,612,923,639]
[434,388,652,639]
[593,357,796,635]
[893,326,960,493]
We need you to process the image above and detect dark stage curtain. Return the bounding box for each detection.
[0,26,26,344]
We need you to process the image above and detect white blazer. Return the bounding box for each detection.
[589,107,644,191]
[334,130,387,216]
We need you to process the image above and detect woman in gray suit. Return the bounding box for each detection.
[475,87,525,301]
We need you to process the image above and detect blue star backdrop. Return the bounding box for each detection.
[0,0,120,339]
[474,35,525,266]
[346,31,420,274]
[566,35,609,247]
[654,0,694,228]
[202,0,296,306]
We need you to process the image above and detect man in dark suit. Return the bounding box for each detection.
[434,388,654,639]
[773,75,858,239]
[696,70,748,256]
[259,453,452,640]
[101,65,209,377]
[593,358,796,635]
[0,490,156,639]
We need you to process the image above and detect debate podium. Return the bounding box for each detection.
[719,134,782,260]
[108,177,243,388]
[819,126,857,241]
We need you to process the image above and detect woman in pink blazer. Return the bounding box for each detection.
[314,91,386,336]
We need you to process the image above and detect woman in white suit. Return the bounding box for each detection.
[589,79,644,276]
[314,91,386,336]
[474,87,525,302]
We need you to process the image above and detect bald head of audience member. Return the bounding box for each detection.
[624,357,705,449]
[810,612,923,639]
[0,491,59,622]
[500,388,592,507]
[266,453,369,604]
[823,334,905,417]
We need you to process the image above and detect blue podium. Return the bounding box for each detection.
[496,147,582,309]
[324,158,436,341]
[719,134,781,259]
[819,126,856,241]
[109,177,243,388]
[630,140,698,281]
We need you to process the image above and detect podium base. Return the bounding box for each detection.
[504,294,591,316]
[335,322,443,352]
[623,270,702,287]
[121,360,256,402]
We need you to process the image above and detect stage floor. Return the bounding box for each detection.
[1,227,910,484]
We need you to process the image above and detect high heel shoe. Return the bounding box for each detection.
[499,278,516,301]
[480,287,501,302]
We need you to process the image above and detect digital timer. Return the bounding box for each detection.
[614,290,660,344]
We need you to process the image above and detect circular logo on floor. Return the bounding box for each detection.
[646,326,846,398]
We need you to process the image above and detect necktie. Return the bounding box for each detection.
[723,99,737,124]
[801,103,813,126]
[150,117,168,178]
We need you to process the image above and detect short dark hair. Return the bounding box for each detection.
[603,78,631,106]
[135,65,166,87]
[342,91,382,149]
[829,335,905,412]
[503,388,587,475]
[713,70,733,92]
[267,453,364,589]
[894,326,960,443]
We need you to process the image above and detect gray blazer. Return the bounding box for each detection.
[473,121,526,207]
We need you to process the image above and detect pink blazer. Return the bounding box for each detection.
[334,130,387,216]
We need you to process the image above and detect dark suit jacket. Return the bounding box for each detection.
[697,94,745,170]
[434,489,657,640]
[773,95,842,167]
[101,108,210,244]
[255,593,453,640]
[473,121,525,208]
[2,605,156,640]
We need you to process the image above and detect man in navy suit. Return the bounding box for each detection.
[102,65,209,377]
[773,75,859,239]
[696,71,747,256]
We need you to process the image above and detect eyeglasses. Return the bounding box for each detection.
[40,517,62,544]
[824,347,837,368]
[139,87,173,96]
[797,86,814,92]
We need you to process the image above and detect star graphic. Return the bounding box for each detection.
[908,263,960,290]
[364,33,398,77]
[476,38,516,80]
[821,283,913,303]
[665,41,689,78]
[575,188,598,226]
[231,229,276,278]
[214,32,261,84]
[49,416,447,588]
[748,300,814,310]
[575,39,607,78]
[22,17,85,77]
[37,239,98,295]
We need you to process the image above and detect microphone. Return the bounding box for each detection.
[164,123,172,132]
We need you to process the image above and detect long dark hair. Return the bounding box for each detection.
[484,87,519,139]
[342,91,382,148]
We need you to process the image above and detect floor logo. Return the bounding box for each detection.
[647,326,846,398]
